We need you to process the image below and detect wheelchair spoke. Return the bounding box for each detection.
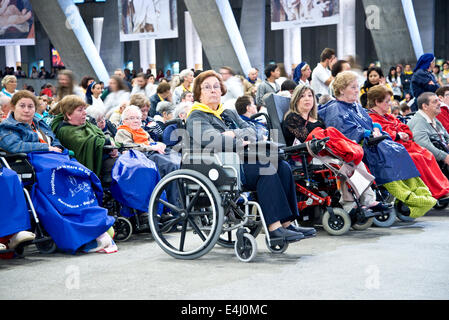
[176,178,187,210]
[186,188,204,212]
[156,197,183,213]
[179,219,188,252]
[188,216,207,241]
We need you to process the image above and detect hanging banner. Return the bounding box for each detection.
[0,0,35,46]
[271,0,339,30]
[119,0,178,41]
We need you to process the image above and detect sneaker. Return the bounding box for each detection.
[0,243,7,251]
[8,231,35,249]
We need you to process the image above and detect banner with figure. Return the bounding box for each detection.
[0,0,35,46]
[271,0,339,30]
[119,0,178,41]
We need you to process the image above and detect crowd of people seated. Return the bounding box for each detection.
[2,48,449,258]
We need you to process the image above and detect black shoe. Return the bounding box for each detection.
[138,212,149,225]
[269,227,304,242]
[369,202,392,212]
[286,224,316,237]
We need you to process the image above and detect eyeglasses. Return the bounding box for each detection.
[201,84,221,92]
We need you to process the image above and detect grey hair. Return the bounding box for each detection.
[156,101,175,115]
[179,69,194,82]
[1,75,17,87]
[121,105,142,121]
[174,102,190,118]
[86,105,105,120]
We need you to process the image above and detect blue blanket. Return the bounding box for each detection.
[28,151,115,253]
[0,166,30,237]
[110,149,165,216]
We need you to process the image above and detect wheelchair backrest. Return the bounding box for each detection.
[181,152,241,192]
[264,93,291,145]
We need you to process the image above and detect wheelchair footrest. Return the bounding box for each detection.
[266,237,285,247]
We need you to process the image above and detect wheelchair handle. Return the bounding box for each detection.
[282,137,329,155]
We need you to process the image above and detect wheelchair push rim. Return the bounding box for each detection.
[148,170,224,260]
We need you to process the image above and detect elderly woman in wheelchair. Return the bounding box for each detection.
[0,90,116,255]
[146,70,316,262]
[51,95,179,241]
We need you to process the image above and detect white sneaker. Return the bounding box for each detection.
[8,231,36,249]
[0,243,7,251]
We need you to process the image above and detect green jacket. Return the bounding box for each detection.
[51,114,106,177]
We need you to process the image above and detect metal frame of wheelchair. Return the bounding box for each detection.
[262,93,400,231]
[147,150,295,262]
[0,152,57,256]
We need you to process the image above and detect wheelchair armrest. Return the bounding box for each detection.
[0,151,28,160]
[281,137,330,155]
[103,145,119,151]
[365,135,388,147]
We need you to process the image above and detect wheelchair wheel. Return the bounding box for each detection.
[113,217,133,242]
[148,169,224,260]
[265,237,288,254]
[34,225,57,254]
[434,201,449,210]
[373,208,396,227]
[322,208,351,236]
[352,217,374,230]
[218,205,262,248]
[234,233,257,262]
[394,201,415,222]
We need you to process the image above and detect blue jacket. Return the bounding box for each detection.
[318,99,420,185]
[411,69,439,111]
[0,113,63,153]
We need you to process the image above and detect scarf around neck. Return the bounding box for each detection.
[187,102,224,120]
[117,124,150,145]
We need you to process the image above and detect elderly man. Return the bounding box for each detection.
[407,92,449,167]
[243,68,262,99]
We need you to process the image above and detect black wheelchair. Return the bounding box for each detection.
[147,137,327,262]
[0,151,56,256]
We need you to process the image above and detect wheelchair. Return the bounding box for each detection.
[263,93,394,233]
[100,144,178,242]
[147,138,327,262]
[0,151,56,257]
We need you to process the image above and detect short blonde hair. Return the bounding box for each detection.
[2,75,17,87]
[332,71,359,97]
[130,93,149,109]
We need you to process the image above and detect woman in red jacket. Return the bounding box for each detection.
[367,85,449,200]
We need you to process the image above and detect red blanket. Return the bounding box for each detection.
[305,127,364,165]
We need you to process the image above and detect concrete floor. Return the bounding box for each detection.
[1,210,449,300]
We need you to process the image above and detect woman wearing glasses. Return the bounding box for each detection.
[185,70,316,242]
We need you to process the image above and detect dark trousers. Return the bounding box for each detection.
[242,160,299,226]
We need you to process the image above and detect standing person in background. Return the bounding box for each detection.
[242,68,262,99]
[411,53,440,112]
[172,69,194,105]
[255,64,281,107]
[401,64,414,96]
[219,66,244,104]
[103,75,130,119]
[311,48,337,99]
[387,66,403,101]
[56,69,85,102]
[131,72,148,97]
[293,62,311,86]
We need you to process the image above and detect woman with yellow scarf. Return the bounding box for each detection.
[185,70,316,242]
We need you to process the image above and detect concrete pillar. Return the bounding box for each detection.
[283,28,301,78]
[99,0,124,75]
[185,11,203,71]
[412,0,434,54]
[184,0,251,75]
[362,0,422,68]
[30,0,109,83]
[5,45,21,69]
[93,17,104,53]
[147,39,156,76]
[337,0,356,59]
[239,0,265,76]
